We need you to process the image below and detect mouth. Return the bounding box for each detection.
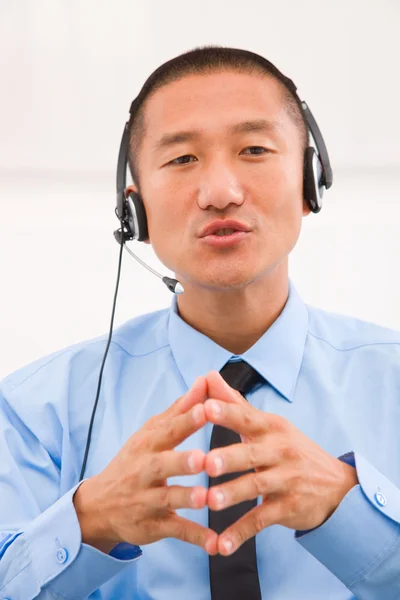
[199,229,250,248]
[198,219,252,248]
[213,228,237,236]
[199,219,251,238]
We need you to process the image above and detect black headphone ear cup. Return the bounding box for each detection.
[125,191,149,242]
[303,147,324,213]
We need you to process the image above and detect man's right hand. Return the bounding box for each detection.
[73,376,218,556]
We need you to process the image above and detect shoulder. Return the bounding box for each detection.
[0,306,170,396]
[306,303,400,355]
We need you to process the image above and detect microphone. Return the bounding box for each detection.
[113,230,184,294]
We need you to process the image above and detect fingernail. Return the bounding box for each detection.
[215,490,225,507]
[187,453,196,471]
[190,490,198,507]
[192,405,203,423]
[209,400,221,415]
[213,455,223,474]
[223,537,234,554]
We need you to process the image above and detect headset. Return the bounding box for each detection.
[79,51,333,481]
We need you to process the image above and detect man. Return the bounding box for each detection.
[1,46,399,599]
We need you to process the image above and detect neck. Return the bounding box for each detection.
[176,264,289,355]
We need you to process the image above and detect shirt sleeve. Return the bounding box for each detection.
[0,383,142,600]
[295,451,400,599]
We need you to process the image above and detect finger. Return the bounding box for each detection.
[206,370,247,406]
[152,402,207,451]
[145,377,207,433]
[204,398,268,437]
[146,484,208,510]
[147,449,206,484]
[205,441,281,478]
[207,468,284,511]
[217,502,282,556]
[164,376,209,419]
[161,514,219,555]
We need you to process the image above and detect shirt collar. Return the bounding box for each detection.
[168,280,308,403]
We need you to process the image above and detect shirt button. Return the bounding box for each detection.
[375,492,387,506]
[56,547,68,564]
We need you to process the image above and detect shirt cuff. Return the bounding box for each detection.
[295,452,400,588]
[23,482,142,598]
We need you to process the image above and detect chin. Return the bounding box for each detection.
[180,263,265,291]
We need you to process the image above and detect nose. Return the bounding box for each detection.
[197,162,245,211]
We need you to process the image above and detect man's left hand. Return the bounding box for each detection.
[204,371,359,556]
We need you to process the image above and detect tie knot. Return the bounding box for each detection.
[219,360,264,396]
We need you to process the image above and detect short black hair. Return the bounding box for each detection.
[128,45,309,190]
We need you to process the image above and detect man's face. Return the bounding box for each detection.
[134,70,309,291]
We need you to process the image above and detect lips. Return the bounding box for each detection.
[199,219,251,238]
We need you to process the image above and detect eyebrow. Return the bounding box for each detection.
[152,119,281,153]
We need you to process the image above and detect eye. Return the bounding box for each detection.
[170,155,198,165]
[240,146,269,155]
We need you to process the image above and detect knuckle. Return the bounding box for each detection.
[145,414,160,430]
[251,511,267,534]
[269,442,283,463]
[287,493,302,516]
[176,521,200,545]
[283,444,300,461]
[270,414,289,433]
[157,486,171,508]
[193,529,204,547]
[182,451,191,473]
[247,444,259,468]
[235,527,246,547]
[150,454,164,481]
[131,429,149,453]
[179,525,190,543]
[243,411,253,428]
[145,518,160,539]
[289,470,304,491]
[253,472,268,496]
[171,420,187,446]
[164,419,175,439]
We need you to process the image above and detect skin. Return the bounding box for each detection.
[74,69,358,557]
[132,70,308,354]
[75,377,219,555]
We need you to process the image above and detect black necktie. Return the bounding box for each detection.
[208,360,264,600]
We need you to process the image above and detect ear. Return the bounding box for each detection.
[125,184,139,196]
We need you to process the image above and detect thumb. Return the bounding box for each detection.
[206,370,246,406]
[169,375,208,418]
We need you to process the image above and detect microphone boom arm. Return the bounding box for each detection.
[122,241,184,295]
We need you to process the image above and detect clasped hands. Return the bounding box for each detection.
[181,371,358,556]
[74,371,359,558]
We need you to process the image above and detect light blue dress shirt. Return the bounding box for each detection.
[1,281,400,599]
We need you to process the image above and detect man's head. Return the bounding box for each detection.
[126,46,311,292]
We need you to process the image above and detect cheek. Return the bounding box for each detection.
[255,162,304,222]
[147,201,188,238]
[143,195,191,268]
[254,164,304,254]
[144,174,189,229]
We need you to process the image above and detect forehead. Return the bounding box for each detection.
[141,70,289,139]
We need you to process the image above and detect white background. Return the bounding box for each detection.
[0,0,399,379]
